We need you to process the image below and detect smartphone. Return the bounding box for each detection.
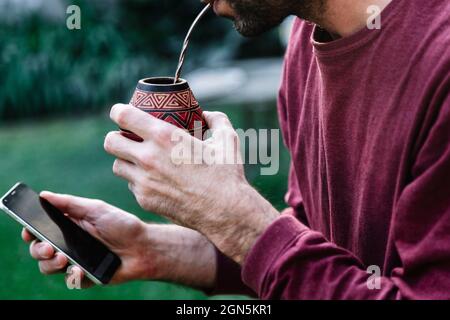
[0,183,121,285]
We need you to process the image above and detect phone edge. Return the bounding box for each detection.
[0,183,105,287]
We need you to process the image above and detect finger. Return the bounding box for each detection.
[65,266,94,289]
[30,240,55,260]
[22,228,36,243]
[203,111,234,134]
[38,253,68,275]
[203,112,239,152]
[40,191,101,220]
[110,104,175,140]
[113,159,142,183]
[104,131,143,164]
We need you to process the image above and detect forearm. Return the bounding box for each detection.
[205,183,280,265]
[141,224,217,290]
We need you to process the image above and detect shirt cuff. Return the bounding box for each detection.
[205,248,256,297]
[242,215,310,295]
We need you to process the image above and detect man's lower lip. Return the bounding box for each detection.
[212,0,219,14]
[211,0,234,19]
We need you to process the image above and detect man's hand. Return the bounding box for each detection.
[104,104,279,264]
[22,192,217,289]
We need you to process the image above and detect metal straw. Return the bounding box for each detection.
[174,3,211,84]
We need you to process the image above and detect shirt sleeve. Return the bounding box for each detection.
[208,207,303,297]
[207,249,256,297]
[209,207,309,297]
[242,91,450,299]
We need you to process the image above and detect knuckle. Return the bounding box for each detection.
[139,152,155,170]
[112,160,121,176]
[56,255,67,269]
[214,111,228,120]
[21,229,28,241]
[29,245,37,259]
[110,103,122,116]
[155,126,172,142]
[114,107,130,128]
[30,241,40,259]
[103,132,115,153]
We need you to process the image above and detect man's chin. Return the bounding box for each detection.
[233,20,274,38]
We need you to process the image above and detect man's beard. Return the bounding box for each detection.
[226,0,324,37]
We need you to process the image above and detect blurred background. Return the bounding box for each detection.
[0,0,292,299]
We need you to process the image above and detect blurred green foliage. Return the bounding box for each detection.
[0,104,289,300]
[0,0,283,121]
[0,0,289,300]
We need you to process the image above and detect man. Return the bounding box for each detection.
[23,0,450,299]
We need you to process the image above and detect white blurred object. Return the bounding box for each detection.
[187,58,283,107]
[187,67,247,101]
[0,0,65,21]
[279,16,296,48]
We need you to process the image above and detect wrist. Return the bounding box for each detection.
[136,224,175,282]
[139,224,217,289]
[209,183,279,265]
[127,222,159,282]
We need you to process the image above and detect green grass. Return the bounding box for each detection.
[0,106,289,299]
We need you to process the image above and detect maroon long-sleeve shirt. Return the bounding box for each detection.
[213,0,450,299]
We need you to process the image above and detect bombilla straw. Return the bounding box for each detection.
[174,3,211,84]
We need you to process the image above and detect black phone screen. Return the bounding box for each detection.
[1,183,121,284]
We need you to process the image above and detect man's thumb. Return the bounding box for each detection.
[203,111,234,132]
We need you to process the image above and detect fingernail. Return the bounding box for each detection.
[39,246,50,258]
[56,254,66,267]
